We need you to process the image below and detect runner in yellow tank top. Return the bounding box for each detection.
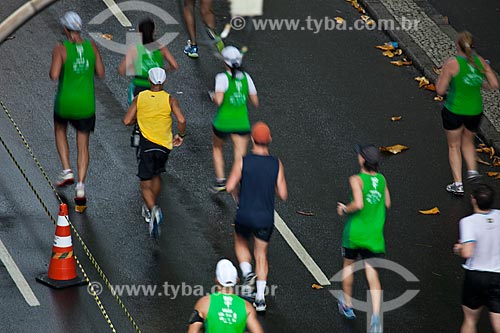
[123,68,186,240]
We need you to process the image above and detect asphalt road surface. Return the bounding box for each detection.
[0,0,498,332]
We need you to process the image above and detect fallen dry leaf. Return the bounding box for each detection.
[415,76,430,88]
[432,66,443,75]
[419,207,440,215]
[492,156,500,167]
[434,95,444,101]
[487,172,500,177]
[312,284,324,290]
[491,147,496,159]
[334,17,345,24]
[75,205,87,213]
[379,144,409,155]
[296,211,315,216]
[383,50,395,58]
[366,19,376,26]
[477,157,491,166]
[375,43,395,51]
[391,116,402,121]
[390,59,412,67]
[393,49,403,56]
[101,34,113,40]
[479,143,487,148]
[424,84,436,91]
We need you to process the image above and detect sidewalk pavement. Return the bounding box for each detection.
[359,0,500,151]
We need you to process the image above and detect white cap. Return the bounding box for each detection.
[215,259,238,287]
[61,11,82,32]
[221,46,243,68]
[148,67,166,85]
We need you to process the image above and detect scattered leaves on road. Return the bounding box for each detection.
[334,17,345,24]
[415,76,430,88]
[296,211,315,216]
[432,66,443,75]
[434,95,444,101]
[391,116,402,121]
[312,284,324,290]
[477,157,491,166]
[379,144,409,155]
[101,34,113,40]
[419,207,440,215]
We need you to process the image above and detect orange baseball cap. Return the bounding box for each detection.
[251,121,272,144]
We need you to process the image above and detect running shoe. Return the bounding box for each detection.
[75,182,85,199]
[253,298,267,312]
[241,273,257,298]
[446,182,464,196]
[149,205,163,240]
[338,296,356,319]
[183,40,199,58]
[142,204,151,223]
[466,171,482,183]
[370,314,382,333]
[209,180,226,193]
[56,170,74,187]
[206,27,225,52]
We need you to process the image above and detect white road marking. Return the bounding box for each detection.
[102,0,132,27]
[0,239,40,306]
[274,211,331,286]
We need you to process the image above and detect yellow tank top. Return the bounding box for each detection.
[137,90,173,149]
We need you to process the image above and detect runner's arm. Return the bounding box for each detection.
[170,97,186,147]
[91,41,105,80]
[118,47,137,76]
[214,73,228,106]
[479,56,499,90]
[187,296,209,333]
[337,176,363,216]
[49,44,64,81]
[227,158,243,203]
[436,58,456,96]
[123,96,138,125]
[246,74,259,108]
[384,179,391,209]
[161,46,179,71]
[245,302,264,333]
[276,159,288,201]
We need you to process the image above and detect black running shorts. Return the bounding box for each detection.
[212,125,250,140]
[54,113,96,133]
[342,247,384,260]
[441,107,482,132]
[462,269,500,313]
[137,137,171,181]
[234,223,274,243]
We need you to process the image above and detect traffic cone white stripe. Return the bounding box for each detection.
[57,215,69,227]
[53,235,72,248]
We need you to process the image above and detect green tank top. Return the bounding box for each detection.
[212,72,250,132]
[205,293,247,333]
[54,40,96,119]
[342,173,387,253]
[132,44,164,88]
[444,55,485,116]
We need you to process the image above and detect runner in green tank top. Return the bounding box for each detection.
[118,18,178,105]
[50,12,104,208]
[211,46,259,193]
[436,31,499,196]
[188,259,263,333]
[336,145,391,332]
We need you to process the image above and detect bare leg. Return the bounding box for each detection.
[230,134,249,164]
[234,232,252,265]
[200,0,216,30]
[253,237,269,281]
[212,133,225,179]
[140,179,156,210]
[54,122,71,170]
[76,131,90,183]
[183,0,197,44]
[490,311,500,333]
[445,127,464,182]
[461,305,481,333]
[342,258,355,307]
[151,175,161,203]
[364,260,382,315]
[462,128,478,173]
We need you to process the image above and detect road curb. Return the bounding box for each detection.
[359,0,500,152]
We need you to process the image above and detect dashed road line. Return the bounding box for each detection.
[102,0,132,27]
[0,239,40,306]
[274,211,331,286]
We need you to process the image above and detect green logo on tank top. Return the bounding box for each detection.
[366,176,382,204]
[73,44,90,74]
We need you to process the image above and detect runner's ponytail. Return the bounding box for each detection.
[139,18,155,45]
[457,31,484,73]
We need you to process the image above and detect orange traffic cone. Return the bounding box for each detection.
[36,203,85,288]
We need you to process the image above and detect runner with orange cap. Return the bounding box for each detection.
[226,122,288,311]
